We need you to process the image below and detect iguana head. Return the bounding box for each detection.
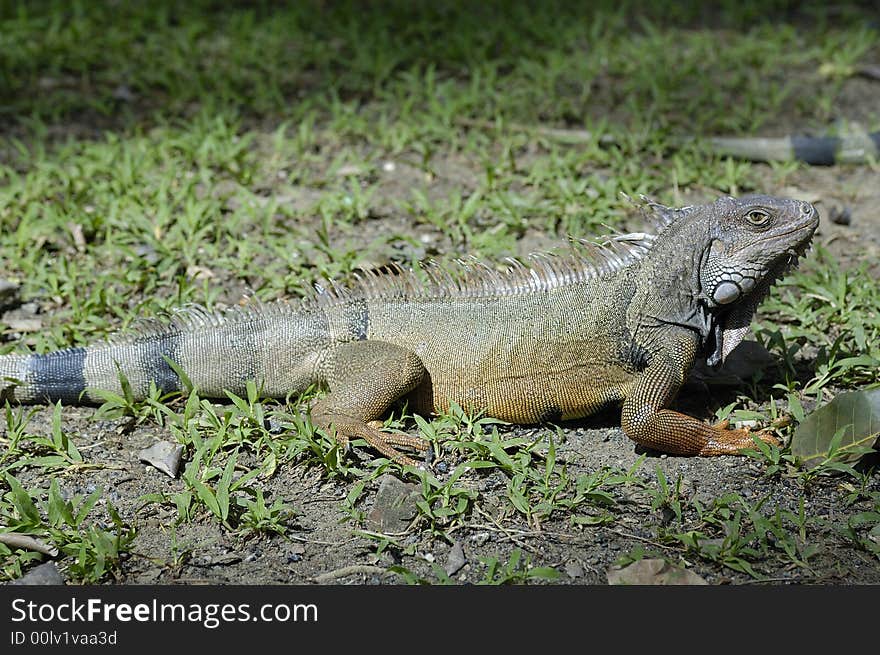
[697,195,819,367]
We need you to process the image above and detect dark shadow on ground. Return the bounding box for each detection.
[2,0,876,144]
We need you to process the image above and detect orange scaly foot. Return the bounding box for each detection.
[698,425,780,456]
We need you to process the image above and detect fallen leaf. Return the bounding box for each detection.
[790,389,880,468]
[138,441,185,478]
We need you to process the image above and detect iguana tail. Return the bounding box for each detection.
[0,304,329,404]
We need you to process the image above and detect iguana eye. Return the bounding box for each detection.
[745,209,771,226]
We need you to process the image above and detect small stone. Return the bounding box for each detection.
[203,552,241,566]
[0,279,19,307]
[287,543,305,563]
[829,205,852,225]
[444,541,466,576]
[607,559,707,585]
[134,244,160,264]
[564,560,583,579]
[186,264,215,280]
[366,474,420,533]
[266,417,287,434]
[10,562,64,586]
[112,85,135,102]
[335,164,363,176]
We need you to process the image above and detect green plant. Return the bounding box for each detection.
[1,474,135,582]
[477,548,560,584]
[238,488,298,536]
[412,464,482,536]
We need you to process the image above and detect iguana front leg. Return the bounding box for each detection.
[311,340,430,467]
[621,331,779,455]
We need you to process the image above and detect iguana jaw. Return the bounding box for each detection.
[705,242,812,368]
[696,197,819,369]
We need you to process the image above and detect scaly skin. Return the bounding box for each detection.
[0,196,819,466]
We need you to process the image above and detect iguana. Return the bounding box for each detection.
[0,195,818,467]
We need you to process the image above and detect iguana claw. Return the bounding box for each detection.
[698,426,779,456]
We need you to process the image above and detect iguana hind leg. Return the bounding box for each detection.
[311,340,430,467]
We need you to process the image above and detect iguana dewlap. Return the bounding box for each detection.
[0,195,819,466]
